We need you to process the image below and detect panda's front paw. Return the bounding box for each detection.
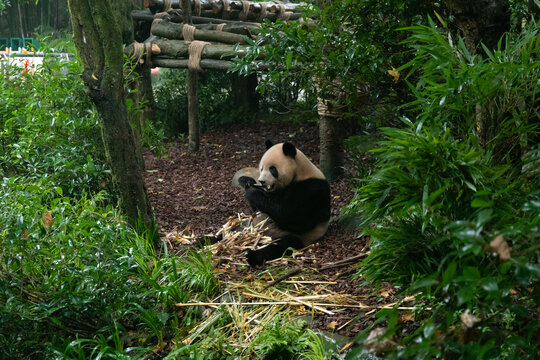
[246,249,265,267]
[238,176,256,189]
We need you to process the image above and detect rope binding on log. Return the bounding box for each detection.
[240,0,250,21]
[222,0,231,19]
[162,0,172,11]
[194,0,202,16]
[182,23,197,41]
[257,3,267,22]
[130,41,153,67]
[188,40,211,72]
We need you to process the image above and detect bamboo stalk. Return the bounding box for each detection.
[262,267,302,290]
[274,289,335,315]
[318,253,368,270]
[174,301,422,311]
[283,280,338,284]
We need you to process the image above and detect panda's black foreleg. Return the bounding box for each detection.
[246,235,304,267]
[195,233,223,247]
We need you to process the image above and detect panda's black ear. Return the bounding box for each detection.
[265,140,274,150]
[282,142,297,158]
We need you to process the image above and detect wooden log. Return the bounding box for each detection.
[148,39,262,60]
[151,57,271,71]
[151,19,249,44]
[145,0,214,12]
[132,9,261,29]
[145,0,307,14]
[132,9,157,22]
[216,0,304,13]
[208,2,300,22]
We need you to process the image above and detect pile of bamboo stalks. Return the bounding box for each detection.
[129,0,310,71]
[163,212,417,355]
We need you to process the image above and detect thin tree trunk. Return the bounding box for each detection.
[17,2,25,41]
[319,115,344,182]
[68,0,154,228]
[231,73,258,115]
[182,0,200,152]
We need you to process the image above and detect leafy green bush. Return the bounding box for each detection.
[0,179,142,357]
[344,18,540,359]
[153,69,253,138]
[0,46,229,359]
[399,17,540,165]
[249,316,341,360]
[230,0,434,120]
[0,55,110,199]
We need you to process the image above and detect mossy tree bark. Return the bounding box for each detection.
[319,116,344,182]
[68,0,154,227]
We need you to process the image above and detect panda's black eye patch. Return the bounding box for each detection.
[269,166,278,178]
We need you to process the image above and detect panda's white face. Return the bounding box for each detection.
[258,143,297,192]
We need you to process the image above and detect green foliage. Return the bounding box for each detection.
[178,249,220,298]
[231,0,431,115]
[345,18,540,358]
[153,69,252,138]
[248,316,344,360]
[0,55,110,199]
[0,46,229,359]
[0,180,141,358]
[249,317,310,359]
[399,17,540,165]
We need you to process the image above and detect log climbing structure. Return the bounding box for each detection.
[128,0,311,72]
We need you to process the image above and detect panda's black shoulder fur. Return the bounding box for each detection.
[245,177,330,235]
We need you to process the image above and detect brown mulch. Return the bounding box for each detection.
[143,120,395,339]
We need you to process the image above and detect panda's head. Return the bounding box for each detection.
[257,140,298,192]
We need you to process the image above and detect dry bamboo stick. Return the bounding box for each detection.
[175,301,295,306]
[283,280,337,284]
[262,267,302,290]
[174,301,420,311]
[318,253,368,270]
[274,289,335,315]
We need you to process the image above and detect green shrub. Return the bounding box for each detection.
[0,179,140,357]
[0,55,110,199]
[399,17,540,166]
[153,69,253,138]
[344,18,540,359]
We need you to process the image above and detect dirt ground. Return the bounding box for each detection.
[143,120,393,339]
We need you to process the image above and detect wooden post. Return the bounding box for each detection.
[183,0,200,152]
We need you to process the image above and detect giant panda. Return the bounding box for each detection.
[234,140,331,267]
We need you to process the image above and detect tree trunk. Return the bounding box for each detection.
[319,115,344,182]
[445,0,510,54]
[17,2,25,41]
[182,0,200,152]
[67,0,154,228]
[231,73,259,115]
